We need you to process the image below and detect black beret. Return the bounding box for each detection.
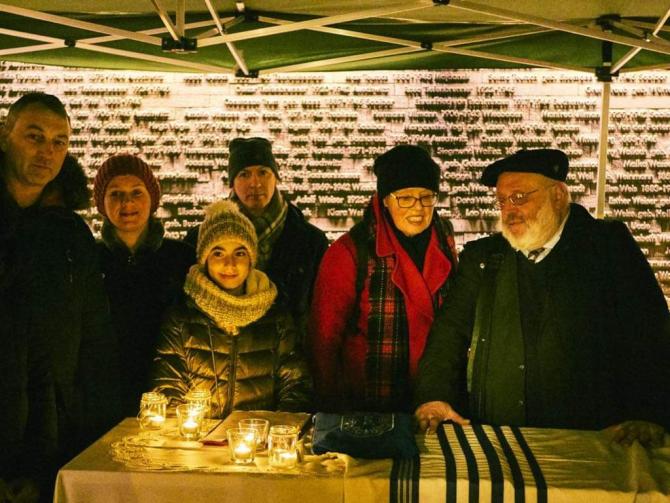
[480,149,569,187]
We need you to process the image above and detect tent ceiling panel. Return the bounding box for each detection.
[1,1,670,74]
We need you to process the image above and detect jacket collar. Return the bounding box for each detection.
[371,193,451,309]
[101,216,164,259]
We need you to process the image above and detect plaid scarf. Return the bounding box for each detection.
[183,265,277,335]
[231,189,288,270]
[361,203,411,412]
[361,198,453,412]
[365,251,411,412]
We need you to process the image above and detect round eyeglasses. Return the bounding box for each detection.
[495,184,555,209]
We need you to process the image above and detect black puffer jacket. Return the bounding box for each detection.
[263,203,329,325]
[1,153,119,465]
[152,300,312,417]
[98,218,194,418]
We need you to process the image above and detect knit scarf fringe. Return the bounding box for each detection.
[183,265,277,334]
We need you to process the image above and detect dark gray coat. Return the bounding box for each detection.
[1,154,119,467]
[98,218,194,418]
[0,180,56,490]
[416,204,670,430]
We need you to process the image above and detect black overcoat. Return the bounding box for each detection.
[416,204,670,430]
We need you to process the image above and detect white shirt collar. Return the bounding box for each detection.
[520,209,570,264]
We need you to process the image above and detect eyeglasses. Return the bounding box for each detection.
[495,185,554,209]
[390,192,438,208]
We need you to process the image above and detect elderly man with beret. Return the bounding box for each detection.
[186,137,328,344]
[415,148,670,447]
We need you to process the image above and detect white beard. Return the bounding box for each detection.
[500,198,561,252]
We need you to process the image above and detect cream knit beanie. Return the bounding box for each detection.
[196,200,258,266]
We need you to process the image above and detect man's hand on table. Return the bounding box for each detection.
[415,401,470,433]
[604,420,666,448]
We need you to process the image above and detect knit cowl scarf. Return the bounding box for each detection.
[231,189,288,270]
[183,264,277,335]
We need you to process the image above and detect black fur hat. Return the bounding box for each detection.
[374,145,440,199]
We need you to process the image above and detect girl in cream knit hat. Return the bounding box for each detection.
[152,201,311,417]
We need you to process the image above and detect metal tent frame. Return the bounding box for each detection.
[2,0,670,215]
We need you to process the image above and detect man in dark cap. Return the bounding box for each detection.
[414,148,670,446]
[186,137,328,343]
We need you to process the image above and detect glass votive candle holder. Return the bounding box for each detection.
[185,388,212,432]
[185,388,212,418]
[137,392,167,431]
[268,425,298,469]
[227,428,258,464]
[176,404,205,441]
[238,418,270,448]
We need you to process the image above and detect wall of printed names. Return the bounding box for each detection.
[1,62,669,298]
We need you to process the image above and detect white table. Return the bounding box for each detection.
[54,418,670,503]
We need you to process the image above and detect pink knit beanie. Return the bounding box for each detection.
[93,154,161,217]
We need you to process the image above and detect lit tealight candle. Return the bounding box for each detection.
[234,442,253,462]
[182,418,199,436]
[176,404,203,440]
[149,414,165,428]
[270,449,297,469]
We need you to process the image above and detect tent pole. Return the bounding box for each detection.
[595,81,611,219]
[447,0,670,57]
[150,0,180,41]
[612,5,670,74]
[198,2,434,47]
[0,3,160,45]
[176,0,185,38]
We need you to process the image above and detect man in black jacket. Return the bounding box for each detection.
[415,149,670,447]
[185,137,328,344]
[0,93,119,491]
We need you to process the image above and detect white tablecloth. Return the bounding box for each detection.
[54,418,670,503]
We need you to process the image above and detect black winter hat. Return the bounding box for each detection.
[228,137,279,186]
[480,149,569,187]
[374,145,441,199]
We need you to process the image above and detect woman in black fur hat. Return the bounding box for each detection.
[308,145,458,413]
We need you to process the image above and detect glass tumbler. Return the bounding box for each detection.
[227,428,258,464]
[268,425,298,469]
[176,404,205,440]
[185,388,212,432]
[238,418,270,448]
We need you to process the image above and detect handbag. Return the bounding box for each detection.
[311,412,418,459]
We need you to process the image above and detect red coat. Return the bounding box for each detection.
[308,195,454,411]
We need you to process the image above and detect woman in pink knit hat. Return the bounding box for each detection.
[93,153,195,418]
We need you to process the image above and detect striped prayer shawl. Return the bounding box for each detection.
[391,423,547,503]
